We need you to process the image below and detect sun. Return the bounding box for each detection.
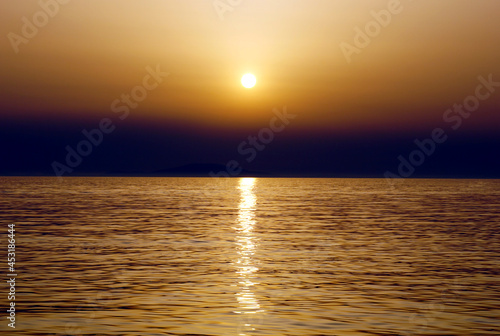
[241,73,256,89]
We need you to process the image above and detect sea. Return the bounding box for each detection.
[0,177,499,335]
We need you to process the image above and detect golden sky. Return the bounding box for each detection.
[1,0,499,133]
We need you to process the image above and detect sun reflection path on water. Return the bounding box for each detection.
[235,178,264,335]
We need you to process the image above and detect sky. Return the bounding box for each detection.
[1,0,499,177]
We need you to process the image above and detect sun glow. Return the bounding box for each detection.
[241,74,257,88]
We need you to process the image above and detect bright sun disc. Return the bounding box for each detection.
[241,73,256,88]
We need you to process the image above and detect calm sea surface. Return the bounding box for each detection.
[0,177,499,335]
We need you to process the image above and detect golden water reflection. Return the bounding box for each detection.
[235,178,263,335]
[3,178,500,335]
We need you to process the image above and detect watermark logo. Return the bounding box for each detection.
[51,64,169,177]
[7,0,71,54]
[213,0,243,21]
[6,223,17,329]
[384,73,499,188]
[210,106,296,177]
[340,0,411,64]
